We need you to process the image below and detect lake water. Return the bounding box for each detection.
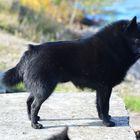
[104,0,140,21]
[83,0,140,25]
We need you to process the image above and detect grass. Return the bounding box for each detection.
[11,82,93,93]
[124,96,140,112]
[55,82,81,92]
[13,82,80,93]
[10,83,26,92]
[114,81,140,112]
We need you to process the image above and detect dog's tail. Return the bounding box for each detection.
[2,44,37,88]
[2,47,32,88]
[2,66,23,87]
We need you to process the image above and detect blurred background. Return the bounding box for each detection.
[0,0,139,137]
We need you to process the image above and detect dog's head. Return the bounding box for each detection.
[122,16,140,60]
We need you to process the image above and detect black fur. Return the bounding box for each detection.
[2,67,21,87]
[2,16,140,129]
[47,127,70,140]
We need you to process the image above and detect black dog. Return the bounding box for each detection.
[2,16,140,129]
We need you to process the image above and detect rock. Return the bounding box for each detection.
[128,60,140,80]
[0,92,136,140]
[130,113,140,132]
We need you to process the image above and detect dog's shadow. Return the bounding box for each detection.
[39,116,129,129]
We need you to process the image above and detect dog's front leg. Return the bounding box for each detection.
[96,86,115,127]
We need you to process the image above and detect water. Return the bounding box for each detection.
[83,0,140,26]
[104,0,140,21]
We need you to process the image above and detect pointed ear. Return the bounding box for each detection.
[125,16,137,33]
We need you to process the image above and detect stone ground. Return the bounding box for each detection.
[0,92,136,140]
[130,113,140,140]
[114,79,140,139]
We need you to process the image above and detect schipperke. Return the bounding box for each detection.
[2,16,140,129]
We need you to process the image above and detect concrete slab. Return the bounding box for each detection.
[0,92,136,140]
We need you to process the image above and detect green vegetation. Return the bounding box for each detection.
[13,82,93,93]
[11,83,26,92]
[0,0,77,42]
[0,0,113,42]
[55,82,81,92]
[124,96,140,112]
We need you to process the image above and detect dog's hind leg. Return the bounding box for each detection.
[96,86,115,127]
[26,93,40,121]
[30,82,57,129]
[27,93,34,120]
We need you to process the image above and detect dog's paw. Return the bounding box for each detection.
[103,120,115,127]
[99,114,111,120]
[31,123,43,129]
